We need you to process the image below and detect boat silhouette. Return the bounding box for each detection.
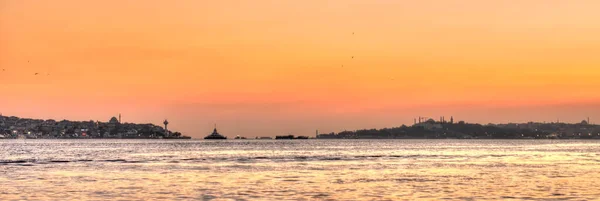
[204,126,227,140]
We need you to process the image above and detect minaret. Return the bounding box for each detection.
[588,117,590,124]
[163,119,169,137]
[316,130,319,138]
[119,113,121,123]
[450,116,454,124]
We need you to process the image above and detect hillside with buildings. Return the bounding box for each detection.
[317,117,600,139]
[0,114,190,139]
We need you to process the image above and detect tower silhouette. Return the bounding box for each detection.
[163,119,169,137]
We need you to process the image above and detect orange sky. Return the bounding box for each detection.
[1,0,600,137]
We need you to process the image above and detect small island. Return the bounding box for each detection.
[0,114,190,139]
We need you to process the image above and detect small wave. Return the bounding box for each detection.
[355,155,385,158]
[49,160,71,163]
[389,155,410,158]
[102,159,127,162]
[547,175,572,178]
[116,186,145,190]
[76,159,94,162]
[394,178,436,182]
[350,177,436,184]
[312,193,330,198]
[388,154,457,158]
[122,160,147,163]
[229,164,253,169]
[0,160,29,164]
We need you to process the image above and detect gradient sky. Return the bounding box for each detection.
[1,0,600,138]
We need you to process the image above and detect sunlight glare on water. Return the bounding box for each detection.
[1,139,599,200]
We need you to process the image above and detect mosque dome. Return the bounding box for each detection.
[109,117,119,124]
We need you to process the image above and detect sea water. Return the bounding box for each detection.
[1,139,599,200]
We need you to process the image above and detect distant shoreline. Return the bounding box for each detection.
[3,115,598,140]
[0,115,191,140]
[317,119,599,140]
[2,138,600,141]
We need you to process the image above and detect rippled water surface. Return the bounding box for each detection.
[1,139,599,200]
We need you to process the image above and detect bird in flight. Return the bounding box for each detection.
[34,73,38,75]
[351,56,354,59]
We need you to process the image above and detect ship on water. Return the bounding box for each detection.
[204,126,227,140]
[275,135,294,139]
[275,134,310,139]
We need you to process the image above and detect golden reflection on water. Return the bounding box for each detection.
[1,140,600,200]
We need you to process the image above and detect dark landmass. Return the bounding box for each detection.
[3,114,598,140]
[318,118,600,139]
[275,135,310,139]
[0,115,190,139]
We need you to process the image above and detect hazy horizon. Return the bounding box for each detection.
[2,0,600,138]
